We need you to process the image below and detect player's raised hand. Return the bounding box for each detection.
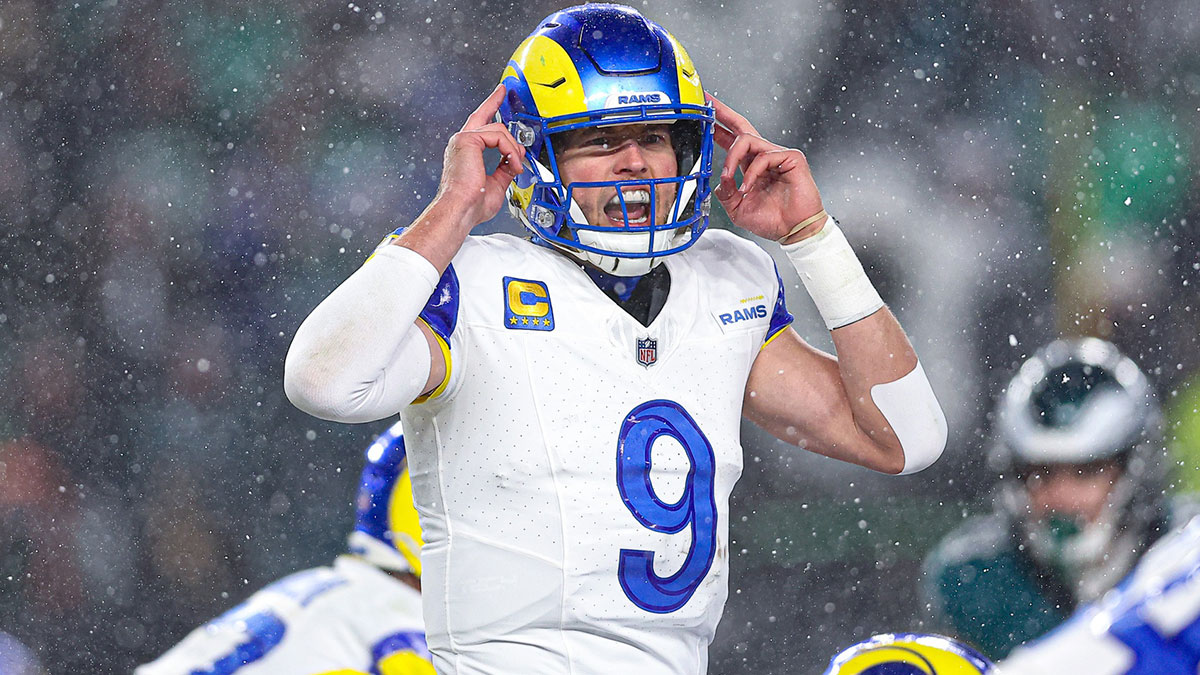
[434,84,526,230]
[709,94,827,243]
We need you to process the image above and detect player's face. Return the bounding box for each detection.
[555,123,679,230]
[1023,460,1123,525]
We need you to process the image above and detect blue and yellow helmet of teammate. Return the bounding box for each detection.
[347,421,424,576]
[824,633,995,675]
[498,3,715,277]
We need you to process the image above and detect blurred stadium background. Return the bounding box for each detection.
[1,0,1199,672]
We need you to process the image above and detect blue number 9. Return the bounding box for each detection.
[616,400,717,613]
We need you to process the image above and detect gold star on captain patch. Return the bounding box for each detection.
[521,317,529,325]
[542,318,551,326]
[509,317,517,325]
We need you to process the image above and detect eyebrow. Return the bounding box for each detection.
[571,125,670,142]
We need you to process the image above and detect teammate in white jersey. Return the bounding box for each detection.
[136,422,433,675]
[284,4,948,673]
[825,515,1200,675]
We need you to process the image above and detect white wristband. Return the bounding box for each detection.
[780,215,884,330]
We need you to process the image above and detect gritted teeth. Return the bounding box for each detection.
[605,189,651,207]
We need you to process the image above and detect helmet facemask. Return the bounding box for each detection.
[508,106,714,277]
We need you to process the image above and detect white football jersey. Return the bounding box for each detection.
[1001,516,1200,675]
[136,555,431,675]
[396,231,793,674]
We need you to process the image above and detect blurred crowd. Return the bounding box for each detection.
[1,0,1198,672]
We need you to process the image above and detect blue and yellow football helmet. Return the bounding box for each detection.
[823,633,995,675]
[347,421,424,576]
[498,3,715,276]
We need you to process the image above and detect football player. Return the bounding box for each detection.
[136,422,432,674]
[285,4,947,672]
[922,338,1186,658]
[828,516,1200,675]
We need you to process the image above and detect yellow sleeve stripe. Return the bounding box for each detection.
[412,317,451,404]
[379,650,438,675]
[761,324,791,351]
[365,234,403,264]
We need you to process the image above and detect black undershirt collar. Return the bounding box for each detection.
[584,264,671,328]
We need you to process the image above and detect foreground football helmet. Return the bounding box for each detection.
[498,4,715,277]
[823,633,995,675]
[346,421,424,576]
[993,338,1166,598]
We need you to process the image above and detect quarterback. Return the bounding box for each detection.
[137,423,433,675]
[285,4,947,674]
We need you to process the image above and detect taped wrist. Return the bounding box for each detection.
[869,361,948,475]
[780,215,884,330]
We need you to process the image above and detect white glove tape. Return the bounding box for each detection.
[869,361,947,475]
[780,215,884,330]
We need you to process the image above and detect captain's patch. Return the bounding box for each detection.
[503,277,555,331]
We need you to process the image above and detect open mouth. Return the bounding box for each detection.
[603,189,651,226]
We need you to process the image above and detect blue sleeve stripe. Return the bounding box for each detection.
[418,263,459,343]
[764,263,794,345]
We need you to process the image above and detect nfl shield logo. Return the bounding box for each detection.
[636,337,658,367]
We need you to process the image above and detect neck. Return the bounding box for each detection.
[584,265,644,302]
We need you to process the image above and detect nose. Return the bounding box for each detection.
[613,139,650,176]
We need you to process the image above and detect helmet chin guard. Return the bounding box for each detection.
[498,5,715,277]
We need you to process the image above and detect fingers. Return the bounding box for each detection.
[706,92,760,140]
[719,132,777,186]
[713,173,743,205]
[709,91,777,195]
[713,124,738,152]
[459,122,525,195]
[741,149,804,193]
[454,122,526,162]
[486,152,524,194]
[462,83,507,131]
